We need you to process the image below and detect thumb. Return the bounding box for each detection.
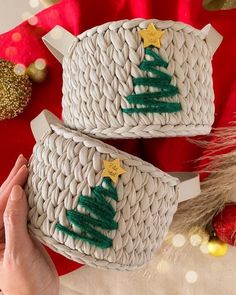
[3,185,33,258]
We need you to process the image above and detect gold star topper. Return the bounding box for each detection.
[101,158,127,183]
[139,23,165,48]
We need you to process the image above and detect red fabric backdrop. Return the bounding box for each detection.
[0,0,236,275]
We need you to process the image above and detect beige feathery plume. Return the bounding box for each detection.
[170,124,236,237]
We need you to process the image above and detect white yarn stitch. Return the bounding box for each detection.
[26,124,180,270]
[62,19,214,138]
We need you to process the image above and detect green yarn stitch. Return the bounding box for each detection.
[133,77,173,87]
[56,177,118,249]
[122,47,181,114]
[139,64,172,81]
[67,210,118,230]
[56,223,112,249]
[126,88,178,101]
[100,177,118,200]
[122,103,182,114]
[79,195,116,220]
[144,48,168,67]
[126,88,179,105]
[92,185,118,201]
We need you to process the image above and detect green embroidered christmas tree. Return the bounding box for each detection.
[122,47,182,114]
[56,177,118,249]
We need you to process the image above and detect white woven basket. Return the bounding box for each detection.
[26,110,200,270]
[43,19,222,139]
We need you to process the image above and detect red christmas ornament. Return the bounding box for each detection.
[212,203,236,246]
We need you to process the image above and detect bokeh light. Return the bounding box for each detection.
[208,239,228,257]
[29,0,39,8]
[35,58,47,70]
[185,270,198,284]
[164,231,174,242]
[14,64,26,76]
[40,0,60,7]
[157,260,170,274]
[12,32,22,42]
[200,242,209,254]
[28,16,38,26]
[5,47,17,57]
[190,234,202,247]
[172,234,186,248]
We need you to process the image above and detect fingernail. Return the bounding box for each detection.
[16,154,24,164]
[18,154,23,160]
[10,185,23,201]
[19,164,28,172]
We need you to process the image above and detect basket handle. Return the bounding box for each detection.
[201,24,223,56]
[42,26,77,63]
[169,172,200,203]
[30,110,62,142]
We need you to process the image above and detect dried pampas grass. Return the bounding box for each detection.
[170,123,236,237]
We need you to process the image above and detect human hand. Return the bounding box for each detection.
[0,155,59,295]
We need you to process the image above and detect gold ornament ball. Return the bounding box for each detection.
[26,62,47,83]
[203,0,236,11]
[208,238,228,257]
[0,59,32,120]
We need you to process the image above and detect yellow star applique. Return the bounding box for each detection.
[139,23,165,48]
[101,159,127,183]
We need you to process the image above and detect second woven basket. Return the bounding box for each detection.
[26,110,200,270]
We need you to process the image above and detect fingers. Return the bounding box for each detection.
[3,185,33,260]
[0,154,28,193]
[0,165,28,229]
[31,238,59,276]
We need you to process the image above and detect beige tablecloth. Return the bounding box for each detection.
[59,243,235,295]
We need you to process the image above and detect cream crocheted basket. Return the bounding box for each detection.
[26,110,200,270]
[43,19,222,139]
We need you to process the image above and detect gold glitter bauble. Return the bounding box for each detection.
[0,59,32,120]
[26,62,47,83]
[203,0,236,10]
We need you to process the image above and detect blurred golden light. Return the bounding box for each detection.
[35,58,47,70]
[208,239,228,257]
[190,234,202,247]
[172,234,186,248]
[185,270,198,284]
[157,260,170,274]
[200,241,209,254]
[14,64,26,76]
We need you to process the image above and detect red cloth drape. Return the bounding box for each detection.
[0,0,236,275]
